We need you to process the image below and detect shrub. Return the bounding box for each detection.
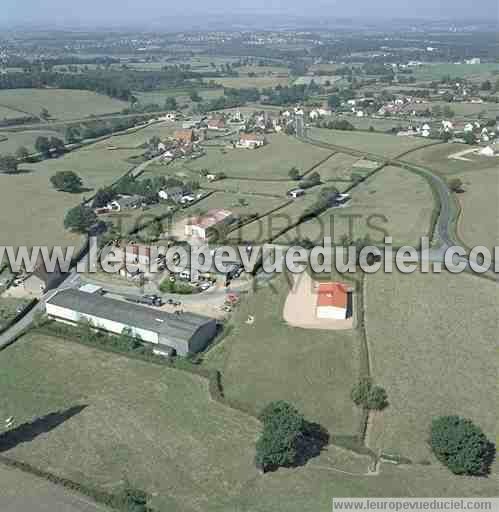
[255,401,305,472]
[351,378,388,411]
[430,416,494,476]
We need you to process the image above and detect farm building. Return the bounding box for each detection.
[238,132,266,149]
[22,258,64,295]
[288,188,305,198]
[174,129,194,144]
[207,117,226,130]
[316,282,353,320]
[45,289,217,356]
[184,209,234,240]
[158,186,184,202]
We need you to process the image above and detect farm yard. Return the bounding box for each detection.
[277,165,436,247]
[185,134,333,179]
[364,270,498,464]
[308,127,434,159]
[456,167,499,251]
[0,89,128,121]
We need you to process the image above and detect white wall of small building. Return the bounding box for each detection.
[316,306,347,320]
[46,303,159,344]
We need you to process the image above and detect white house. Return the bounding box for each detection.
[184,209,233,240]
[288,188,305,198]
[238,132,266,149]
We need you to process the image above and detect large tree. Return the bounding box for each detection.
[430,416,494,476]
[50,171,83,192]
[64,205,97,233]
[255,401,305,472]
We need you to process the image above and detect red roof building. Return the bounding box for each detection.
[316,282,351,319]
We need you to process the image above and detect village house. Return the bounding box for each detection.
[184,209,234,240]
[174,129,195,145]
[158,186,184,203]
[207,116,226,130]
[316,282,353,320]
[238,132,266,149]
[22,257,64,295]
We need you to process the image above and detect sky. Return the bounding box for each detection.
[2,0,497,28]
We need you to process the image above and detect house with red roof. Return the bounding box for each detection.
[316,282,353,320]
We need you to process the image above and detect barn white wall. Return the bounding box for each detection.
[46,303,159,344]
[316,306,347,320]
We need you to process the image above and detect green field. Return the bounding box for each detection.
[204,177,299,197]
[0,330,496,510]
[228,185,331,244]
[0,170,84,249]
[403,142,498,175]
[411,62,499,82]
[313,152,367,181]
[0,333,260,512]
[0,89,128,121]
[0,124,177,248]
[204,272,362,435]
[184,190,286,219]
[0,297,28,328]
[134,88,224,106]
[277,165,436,247]
[412,101,499,119]
[208,76,290,89]
[0,129,63,154]
[185,134,332,179]
[456,166,499,252]
[364,271,498,463]
[0,105,30,120]
[22,145,141,190]
[308,127,433,159]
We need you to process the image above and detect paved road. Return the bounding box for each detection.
[0,465,110,512]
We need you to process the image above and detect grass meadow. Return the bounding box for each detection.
[313,152,368,181]
[204,272,363,436]
[403,143,499,175]
[0,129,63,154]
[364,270,498,463]
[410,62,499,82]
[0,325,496,509]
[0,89,128,121]
[185,134,333,179]
[308,127,433,159]
[456,167,499,252]
[277,165,436,247]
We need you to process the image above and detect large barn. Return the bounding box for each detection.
[45,289,217,356]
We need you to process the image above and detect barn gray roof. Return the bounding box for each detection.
[47,289,213,342]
